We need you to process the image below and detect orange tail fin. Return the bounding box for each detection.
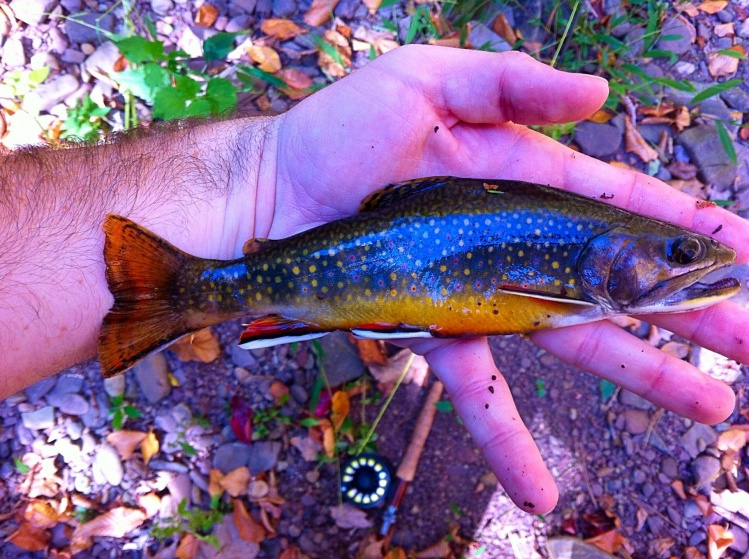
[98,215,195,378]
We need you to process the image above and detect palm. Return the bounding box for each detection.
[263,45,748,512]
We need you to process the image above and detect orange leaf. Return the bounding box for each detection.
[233,499,266,543]
[141,430,159,465]
[279,546,304,559]
[194,4,218,27]
[585,528,626,554]
[375,38,399,55]
[261,18,307,41]
[609,161,635,171]
[220,466,251,497]
[685,547,706,559]
[707,51,740,78]
[492,13,517,45]
[695,494,713,517]
[6,522,49,551]
[175,533,200,559]
[290,435,321,461]
[384,548,408,559]
[352,338,388,366]
[317,28,351,78]
[624,117,658,162]
[697,0,727,13]
[137,493,161,518]
[587,109,614,123]
[71,508,147,554]
[707,524,734,559]
[278,68,314,99]
[415,538,451,558]
[303,0,340,26]
[717,428,748,453]
[269,380,290,402]
[24,499,62,529]
[169,328,221,363]
[331,390,350,431]
[682,3,700,16]
[106,430,147,460]
[209,469,225,498]
[246,45,282,73]
[362,0,382,15]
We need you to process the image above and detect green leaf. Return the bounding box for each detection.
[310,34,344,66]
[13,456,30,474]
[110,394,124,407]
[124,404,142,419]
[185,97,213,118]
[204,77,237,114]
[144,15,158,41]
[535,378,546,398]
[713,199,735,208]
[180,441,198,456]
[656,77,695,92]
[690,79,744,104]
[112,409,124,430]
[115,65,171,103]
[173,74,202,98]
[434,400,454,413]
[300,417,320,427]
[715,48,748,60]
[715,120,738,166]
[113,35,167,64]
[204,32,244,62]
[153,87,191,120]
[309,373,325,414]
[28,66,50,85]
[237,65,287,89]
[642,49,678,64]
[599,379,616,401]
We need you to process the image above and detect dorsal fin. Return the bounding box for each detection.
[358,177,451,213]
[242,237,277,255]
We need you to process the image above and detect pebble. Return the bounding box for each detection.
[621,409,649,435]
[720,87,749,113]
[660,456,678,479]
[30,52,60,71]
[731,527,749,554]
[678,124,737,191]
[248,441,282,474]
[213,441,252,473]
[103,375,125,398]
[59,393,90,416]
[167,473,192,506]
[64,12,116,44]
[134,353,172,404]
[738,18,749,38]
[681,423,717,458]
[272,0,296,17]
[318,332,365,387]
[151,0,174,16]
[93,443,124,486]
[291,385,308,405]
[231,0,258,14]
[25,376,57,403]
[619,389,653,411]
[155,411,178,433]
[691,454,721,492]
[171,402,193,425]
[21,406,55,431]
[9,0,59,25]
[656,15,695,55]
[673,61,696,75]
[573,120,623,158]
[149,460,190,474]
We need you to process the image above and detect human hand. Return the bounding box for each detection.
[256,45,749,513]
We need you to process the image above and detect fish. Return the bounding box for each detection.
[98,177,740,378]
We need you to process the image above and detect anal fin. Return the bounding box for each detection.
[350,322,435,340]
[238,316,330,349]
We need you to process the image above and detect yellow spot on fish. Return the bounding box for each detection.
[441,288,447,296]
[439,265,447,273]
[554,280,561,286]
[391,272,397,281]
[564,267,571,274]
[179,287,185,293]
[217,295,223,302]
[337,282,344,289]
[262,264,269,271]
[569,279,576,285]
[312,280,318,287]
[208,294,214,302]
[464,269,470,276]
[552,262,560,269]
[256,293,262,301]
[302,249,309,256]
[518,250,524,257]
[390,289,397,296]
[321,287,329,293]
[309,265,317,273]
[292,266,300,275]
[365,289,372,296]
[267,287,273,294]
[337,261,343,267]
[288,282,294,288]
[275,276,281,283]
[466,252,472,259]
[256,275,263,283]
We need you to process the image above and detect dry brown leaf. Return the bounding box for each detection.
[278,68,313,91]
[261,18,307,41]
[674,105,690,130]
[660,341,689,359]
[70,507,147,554]
[585,528,626,554]
[707,48,742,78]
[414,538,451,558]
[635,507,648,531]
[671,480,688,499]
[141,430,159,465]
[492,12,517,45]
[695,494,714,517]
[220,467,251,497]
[137,493,161,518]
[669,178,705,198]
[320,418,336,457]
[362,0,382,15]
[697,0,728,13]
[429,36,462,48]
[375,38,399,55]
[707,524,734,559]
[246,45,282,73]
[682,3,700,16]
[587,109,614,123]
[330,503,373,529]
[233,499,266,543]
[714,22,734,37]
[194,4,218,27]
[624,117,658,162]
[209,469,225,498]
[256,94,271,112]
[279,546,304,559]
[651,537,675,556]
[318,29,351,78]
[356,534,385,559]
[269,380,290,402]
[667,161,698,180]
[685,547,706,559]
[717,428,748,453]
[175,533,200,559]
[385,548,408,559]
[304,0,340,26]
[169,328,220,363]
[106,430,147,460]
[368,349,429,386]
[5,522,49,551]
[331,390,350,431]
[290,435,321,461]
[352,338,388,366]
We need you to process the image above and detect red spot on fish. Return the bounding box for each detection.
[349,255,356,261]
[453,258,459,264]
[411,285,417,292]
[302,286,308,293]
[475,281,482,289]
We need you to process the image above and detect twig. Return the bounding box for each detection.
[576,442,599,509]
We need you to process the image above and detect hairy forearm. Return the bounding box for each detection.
[0,115,279,398]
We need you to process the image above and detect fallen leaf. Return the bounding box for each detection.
[717,428,747,453]
[290,435,321,461]
[248,479,269,500]
[194,4,218,27]
[352,338,388,366]
[415,538,451,558]
[209,469,225,498]
[320,418,335,458]
[70,507,147,554]
[685,547,706,559]
[669,178,705,198]
[707,524,734,559]
[5,522,49,551]
[587,109,614,123]
[141,430,159,464]
[304,0,340,26]
[169,328,221,363]
[246,45,282,73]
[331,390,350,431]
[314,389,332,417]
[492,12,517,45]
[362,0,382,15]
[697,0,727,13]
[635,507,648,531]
[624,117,658,162]
[368,349,429,386]
[682,2,700,16]
[674,105,690,130]
[375,38,399,55]
[261,18,307,41]
[695,494,714,517]
[175,533,200,559]
[660,341,689,359]
[137,493,161,518]
[651,537,675,557]
[318,29,351,78]
[671,480,687,499]
[220,467,251,497]
[278,68,313,91]
[385,549,408,559]
[585,528,626,554]
[230,396,253,444]
[667,161,698,180]
[233,499,266,543]
[336,22,352,39]
[269,380,290,402]
[330,503,373,529]
[256,94,271,112]
[707,49,741,78]
[106,430,147,460]
[714,22,734,37]
[356,534,385,559]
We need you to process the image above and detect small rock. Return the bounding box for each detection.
[25,376,57,403]
[632,469,647,484]
[730,526,749,554]
[318,332,366,387]
[621,409,649,435]
[469,22,511,53]
[691,454,721,492]
[692,346,742,383]
[213,442,252,473]
[103,375,125,398]
[9,0,59,25]
[171,402,193,425]
[21,406,55,431]
[168,473,192,506]
[738,18,749,39]
[573,120,623,158]
[660,456,678,479]
[93,443,124,486]
[248,441,282,474]
[231,0,257,14]
[720,88,749,113]
[151,0,173,15]
[54,437,81,465]
[134,353,172,404]
[305,470,319,483]
[619,389,653,410]
[47,26,69,54]
[641,482,655,499]
[673,61,696,75]
[225,15,250,33]
[64,12,116,44]
[230,342,259,369]
[155,411,178,433]
[681,423,718,458]
[272,0,295,17]
[678,124,737,191]
[66,420,83,441]
[656,15,695,55]
[84,41,121,75]
[334,0,358,19]
[61,49,86,64]
[291,385,308,405]
[30,52,59,71]
[59,394,90,416]
[149,460,190,474]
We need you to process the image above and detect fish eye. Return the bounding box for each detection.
[669,236,705,265]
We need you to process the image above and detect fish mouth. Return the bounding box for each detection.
[630,273,741,313]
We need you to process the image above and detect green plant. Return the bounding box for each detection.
[150,495,230,549]
[252,395,292,440]
[0,66,49,101]
[61,94,110,142]
[13,456,30,474]
[108,394,142,430]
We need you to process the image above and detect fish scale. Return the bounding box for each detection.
[97,177,739,377]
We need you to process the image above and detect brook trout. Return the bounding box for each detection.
[98,177,739,377]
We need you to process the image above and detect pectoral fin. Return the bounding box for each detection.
[238,316,330,349]
[497,287,597,306]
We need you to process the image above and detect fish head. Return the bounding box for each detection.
[578,224,739,314]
